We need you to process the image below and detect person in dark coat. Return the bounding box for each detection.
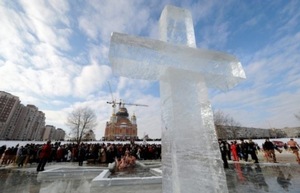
[78,143,86,166]
[219,139,229,168]
[37,141,52,172]
[240,139,249,162]
[226,141,231,160]
[263,138,278,163]
[248,139,259,163]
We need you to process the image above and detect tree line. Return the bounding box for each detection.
[66,107,300,144]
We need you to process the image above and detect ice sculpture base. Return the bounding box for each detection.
[91,167,162,193]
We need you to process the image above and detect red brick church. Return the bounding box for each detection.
[104,103,138,141]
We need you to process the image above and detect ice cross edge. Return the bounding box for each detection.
[109,5,246,91]
[108,5,246,193]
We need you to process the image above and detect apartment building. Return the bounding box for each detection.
[0,91,65,141]
[54,128,66,141]
[0,91,21,139]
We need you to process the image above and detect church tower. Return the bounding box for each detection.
[104,103,138,141]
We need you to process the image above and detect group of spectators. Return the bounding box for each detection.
[0,141,162,170]
[1,138,299,171]
[219,138,260,168]
[218,138,300,168]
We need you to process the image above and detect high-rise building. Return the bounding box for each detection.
[17,105,45,140]
[7,104,46,140]
[43,125,56,141]
[104,103,137,140]
[35,126,46,141]
[54,128,66,141]
[32,111,46,140]
[0,91,64,141]
[10,104,27,139]
[0,91,21,139]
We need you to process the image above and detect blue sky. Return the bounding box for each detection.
[1,0,300,139]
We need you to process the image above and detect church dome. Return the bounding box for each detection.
[116,107,129,117]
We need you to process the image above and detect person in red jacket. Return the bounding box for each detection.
[231,141,239,161]
[37,140,52,172]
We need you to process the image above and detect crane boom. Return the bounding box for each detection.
[106,81,148,108]
[123,102,148,107]
[107,81,116,108]
[107,100,148,108]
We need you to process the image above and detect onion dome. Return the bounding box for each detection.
[116,107,129,117]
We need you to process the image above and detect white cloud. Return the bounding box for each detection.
[111,94,161,138]
[277,1,300,35]
[0,61,22,90]
[74,64,111,97]
[212,19,300,129]
[200,22,230,49]
[88,44,109,64]
[0,4,27,63]
[189,0,232,49]
[78,0,155,42]
[20,0,71,51]
[43,109,68,127]
[1,1,300,140]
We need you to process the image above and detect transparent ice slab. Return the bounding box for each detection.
[109,5,246,193]
[109,32,245,91]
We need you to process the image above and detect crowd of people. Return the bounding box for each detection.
[219,138,260,168]
[0,138,299,171]
[0,141,161,171]
[218,138,300,168]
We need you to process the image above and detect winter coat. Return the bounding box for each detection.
[39,144,52,159]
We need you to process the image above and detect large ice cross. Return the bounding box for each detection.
[109,5,246,193]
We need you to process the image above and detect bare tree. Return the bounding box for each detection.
[66,107,97,145]
[213,110,241,139]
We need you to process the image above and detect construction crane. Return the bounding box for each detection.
[106,81,148,109]
[111,99,148,108]
[107,81,116,108]
[105,81,148,141]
